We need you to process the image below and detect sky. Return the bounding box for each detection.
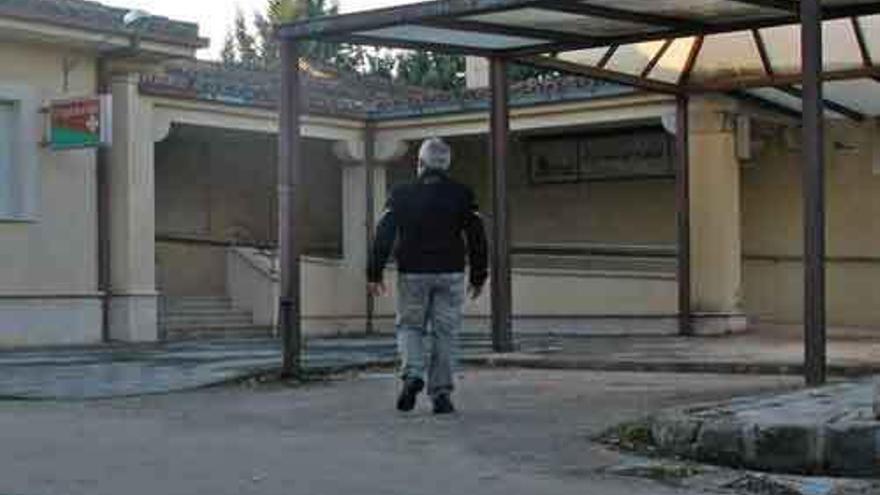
[95,0,417,59]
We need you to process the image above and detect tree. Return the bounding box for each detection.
[395,52,466,92]
[224,0,341,70]
[221,32,237,66]
[234,9,259,68]
[223,0,570,90]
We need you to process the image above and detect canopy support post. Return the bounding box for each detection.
[489,56,514,353]
[364,123,376,336]
[802,0,827,386]
[279,39,303,378]
[676,96,693,336]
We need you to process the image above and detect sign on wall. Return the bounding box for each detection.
[528,129,673,184]
[581,131,673,180]
[48,96,112,150]
[527,139,580,184]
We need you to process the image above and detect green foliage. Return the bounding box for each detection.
[267,0,302,22]
[220,32,237,67]
[221,0,568,90]
[233,9,259,68]
[608,421,654,451]
[509,63,560,84]
[224,0,340,70]
[395,52,466,92]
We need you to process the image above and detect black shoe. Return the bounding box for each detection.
[432,394,455,415]
[396,378,424,412]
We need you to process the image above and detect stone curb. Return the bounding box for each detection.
[0,358,401,402]
[645,382,880,477]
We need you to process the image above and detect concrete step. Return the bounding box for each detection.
[164,325,275,341]
[162,308,253,319]
[162,298,235,310]
[160,297,264,341]
[162,316,256,328]
[160,309,251,320]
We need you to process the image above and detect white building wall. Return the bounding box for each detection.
[0,42,101,346]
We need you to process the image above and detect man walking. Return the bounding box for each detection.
[368,137,488,414]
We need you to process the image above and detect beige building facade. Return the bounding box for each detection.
[2,1,880,346]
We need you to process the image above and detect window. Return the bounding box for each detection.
[0,85,38,221]
[0,102,13,215]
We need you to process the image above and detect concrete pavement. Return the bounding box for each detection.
[0,369,820,495]
[0,335,568,400]
[469,324,880,377]
[3,324,880,399]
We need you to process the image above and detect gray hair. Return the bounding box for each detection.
[418,137,452,173]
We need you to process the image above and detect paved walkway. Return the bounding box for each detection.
[0,335,552,400]
[479,324,880,376]
[2,324,879,400]
[2,369,831,495]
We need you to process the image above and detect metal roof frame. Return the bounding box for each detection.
[274,0,880,386]
[279,1,880,118]
[279,0,880,57]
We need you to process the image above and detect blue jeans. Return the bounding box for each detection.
[396,272,465,398]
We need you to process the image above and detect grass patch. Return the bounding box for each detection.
[641,463,703,480]
[601,421,655,452]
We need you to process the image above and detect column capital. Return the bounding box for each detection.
[688,96,740,135]
[109,71,140,86]
[332,138,407,163]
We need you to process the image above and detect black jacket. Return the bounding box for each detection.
[368,170,488,287]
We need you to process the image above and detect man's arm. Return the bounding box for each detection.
[368,199,397,285]
[463,191,488,295]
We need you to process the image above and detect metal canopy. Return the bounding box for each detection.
[277,0,867,386]
[280,0,880,57]
[532,13,880,118]
[280,0,880,116]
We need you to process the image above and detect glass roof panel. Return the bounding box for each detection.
[606,41,666,76]
[577,0,788,24]
[557,47,611,66]
[355,25,548,49]
[760,24,801,74]
[856,15,880,62]
[823,79,880,116]
[466,8,660,36]
[649,36,696,82]
[339,0,421,13]
[821,0,880,6]
[822,18,863,71]
[690,31,765,83]
[753,20,864,75]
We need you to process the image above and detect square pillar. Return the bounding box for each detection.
[278,39,303,376]
[108,73,158,342]
[688,97,747,335]
[489,57,514,352]
[336,135,389,334]
[801,0,827,386]
[342,160,369,268]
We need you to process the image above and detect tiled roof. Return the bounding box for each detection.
[140,59,453,118]
[373,77,633,119]
[140,59,633,120]
[0,0,205,48]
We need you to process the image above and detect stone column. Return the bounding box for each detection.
[338,138,396,268]
[342,161,369,268]
[465,57,490,89]
[107,72,158,342]
[688,97,748,334]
